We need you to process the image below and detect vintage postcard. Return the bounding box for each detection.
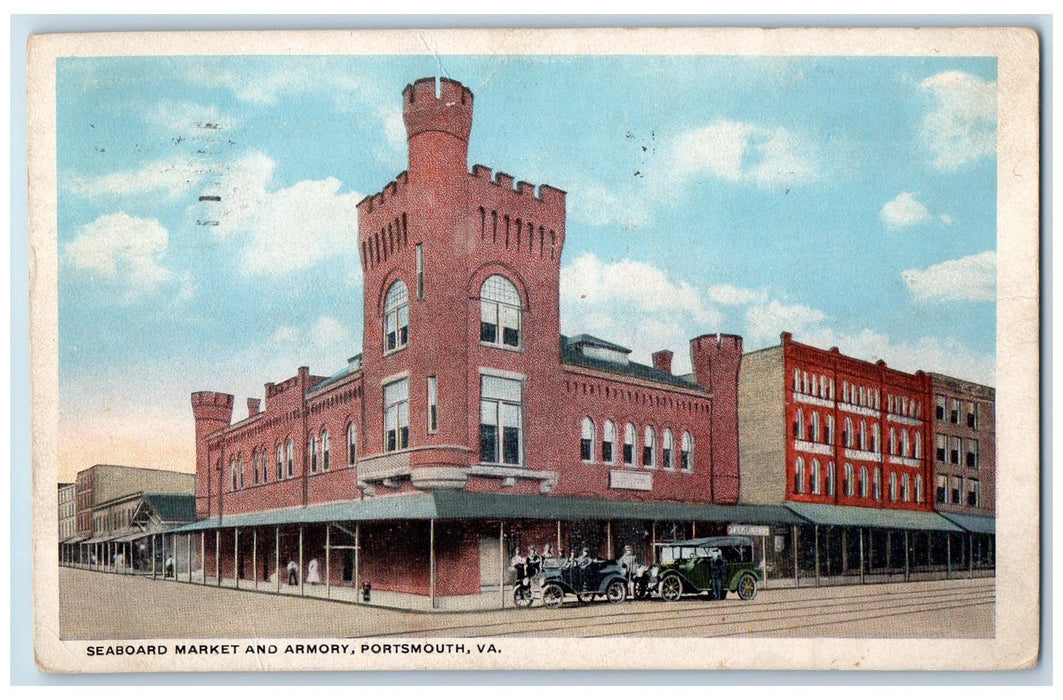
[28,27,1040,673]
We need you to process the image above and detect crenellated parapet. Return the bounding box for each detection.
[470,164,567,207]
[191,391,234,426]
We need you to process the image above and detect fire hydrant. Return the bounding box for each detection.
[361,581,371,602]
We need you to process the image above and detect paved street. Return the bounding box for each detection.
[59,567,993,640]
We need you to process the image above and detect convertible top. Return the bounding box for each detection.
[654,536,755,549]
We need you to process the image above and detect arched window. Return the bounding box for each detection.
[252,449,260,485]
[623,423,637,466]
[913,432,922,459]
[915,475,924,503]
[802,372,809,394]
[889,472,898,502]
[901,429,910,457]
[810,412,820,443]
[820,374,828,398]
[662,429,675,470]
[793,368,800,392]
[347,422,357,466]
[844,418,854,448]
[844,463,854,496]
[383,280,409,353]
[322,430,330,471]
[580,417,595,462]
[859,420,868,451]
[810,374,818,396]
[795,457,805,494]
[286,438,294,479]
[230,456,237,492]
[871,424,880,453]
[860,466,869,498]
[794,408,805,440]
[276,444,283,481]
[681,432,693,472]
[643,427,657,469]
[873,467,882,500]
[826,416,834,444]
[902,474,911,502]
[480,275,522,348]
[890,427,897,455]
[811,459,821,495]
[602,420,616,464]
[827,461,836,496]
[309,434,319,474]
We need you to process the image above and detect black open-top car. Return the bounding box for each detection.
[648,535,762,601]
[532,558,628,608]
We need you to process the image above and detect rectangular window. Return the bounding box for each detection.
[276,446,283,481]
[950,398,961,424]
[427,377,438,433]
[384,379,410,452]
[934,394,946,421]
[480,301,498,344]
[415,244,425,300]
[966,402,979,429]
[967,479,981,508]
[936,475,947,504]
[479,375,523,465]
[602,440,613,464]
[966,439,979,469]
[286,440,294,479]
[951,476,962,504]
[949,437,961,465]
[936,434,947,462]
[580,437,592,461]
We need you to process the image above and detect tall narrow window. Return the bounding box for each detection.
[427,377,438,433]
[915,475,924,503]
[238,456,244,489]
[811,459,821,495]
[859,420,868,451]
[873,467,882,500]
[623,423,636,466]
[681,432,693,472]
[860,466,869,498]
[662,429,675,470]
[966,402,979,429]
[967,479,980,507]
[949,399,961,424]
[913,432,922,459]
[901,429,910,457]
[643,427,657,469]
[902,474,911,502]
[480,275,522,348]
[602,421,616,464]
[935,394,947,420]
[794,457,805,494]
[415,244,425,299]
[793,408,805,440]
[951,476,962,504]
[844,418,854,448]
[936,434,947,462]
[810,412,820,442]
[889,472,898,502]
[346,423,357,466]
[383,280,409,353]
[826,462,836,496]
[260,449,268,484]
[384,378,410,452]
[286,439,294,478]
[936,475,947,504]
[230,457,237,492]
[966,439,979,469]
[844,463,854,496]
[580,417,595,462]
[950,437,961,465]
[252,449,260,485]
[309,434,319,474]
[480,375,522,465]
[871,424,880,453]
[890,428,897,455]
[321,430,330,471]
[276,444,283,481]
[825,416,834,444]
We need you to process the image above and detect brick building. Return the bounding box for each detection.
[738,332,989,583]
[57,483,77,559]
[178,77,804,607]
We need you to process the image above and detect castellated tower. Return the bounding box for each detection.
[356,77,568,494]
[690,334,744,503]
[191,391,233,518]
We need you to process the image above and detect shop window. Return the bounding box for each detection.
[480,275,522,349]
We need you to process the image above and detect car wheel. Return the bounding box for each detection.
[577,591,596,604]
[606,580,627,604]
[513,586,532,608]
[542,584,564,609]
[737,572,758,601]
[660,574,683,602]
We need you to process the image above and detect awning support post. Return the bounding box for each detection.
[946,531,952,579]
[499,521,505,610]
[215,530,221,586]
[556,520,562,556]
[298,526,305,596]
[969,533,974,577]
[429,518,436,610]
[354,523,360,605]
[813,525,820,587]
[904,530,910,582]
[886,530,891,576]
[152,535,157,579]
[200,531,206,584]
[252,528,258,590]
[858,527,865,585]
[274,525,280,594]
[792,525,799,587]
[606,520,613,559]
[234,527,239,589]
[841,528,848,576]
[325,524,331,600]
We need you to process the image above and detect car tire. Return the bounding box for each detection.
[577,592,596,604]
[605,580,627,604]
[513,586,532,608]
[737,572,758,601]
[660,574,683,602]
[542,584,564,609]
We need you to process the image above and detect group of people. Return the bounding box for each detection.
[282,558,322,586]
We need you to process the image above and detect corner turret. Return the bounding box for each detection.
[403,77,474,181]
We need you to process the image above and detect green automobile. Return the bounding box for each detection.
[648,535,762,601]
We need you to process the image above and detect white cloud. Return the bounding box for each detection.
[567,183,650,229]
[64,212,179,303]
[920,71,997,171]
[672,120,817,187]
[65,158,206,199]
[880,192,954,229]
[561,252,721,326]
[707,284,769,306]
[901,251,996,302]
[201,151,363,276]
[745,300,828,345]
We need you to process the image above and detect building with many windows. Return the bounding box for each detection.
[179,77,793,607]
[57,483,77,557]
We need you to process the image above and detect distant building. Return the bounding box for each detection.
[57,483,77,558]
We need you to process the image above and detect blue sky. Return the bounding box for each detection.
[55,54,998,479]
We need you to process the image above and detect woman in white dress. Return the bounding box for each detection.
[306,557,321,585]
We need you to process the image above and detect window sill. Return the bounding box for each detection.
[383,346,408,359]
[479,341,523,353]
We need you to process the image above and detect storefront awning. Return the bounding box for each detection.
[785,502,963,532]
[167,492,809,533]
[59,536,88,544]
[939,512,995,534]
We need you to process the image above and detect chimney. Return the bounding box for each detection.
[652,350,674,374]
[247,398,261,416]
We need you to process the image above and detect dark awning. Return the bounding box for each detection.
[939,512,996,534]
[785,502,963,532]
[59,536,88,544]
[167,492,808,533]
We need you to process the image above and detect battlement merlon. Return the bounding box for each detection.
[470,165,568,207]
[191,391,234,427]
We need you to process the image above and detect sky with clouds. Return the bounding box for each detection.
[56,54,998,480]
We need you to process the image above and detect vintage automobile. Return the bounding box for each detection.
[532,558,629,608]
[648,536,762,601]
